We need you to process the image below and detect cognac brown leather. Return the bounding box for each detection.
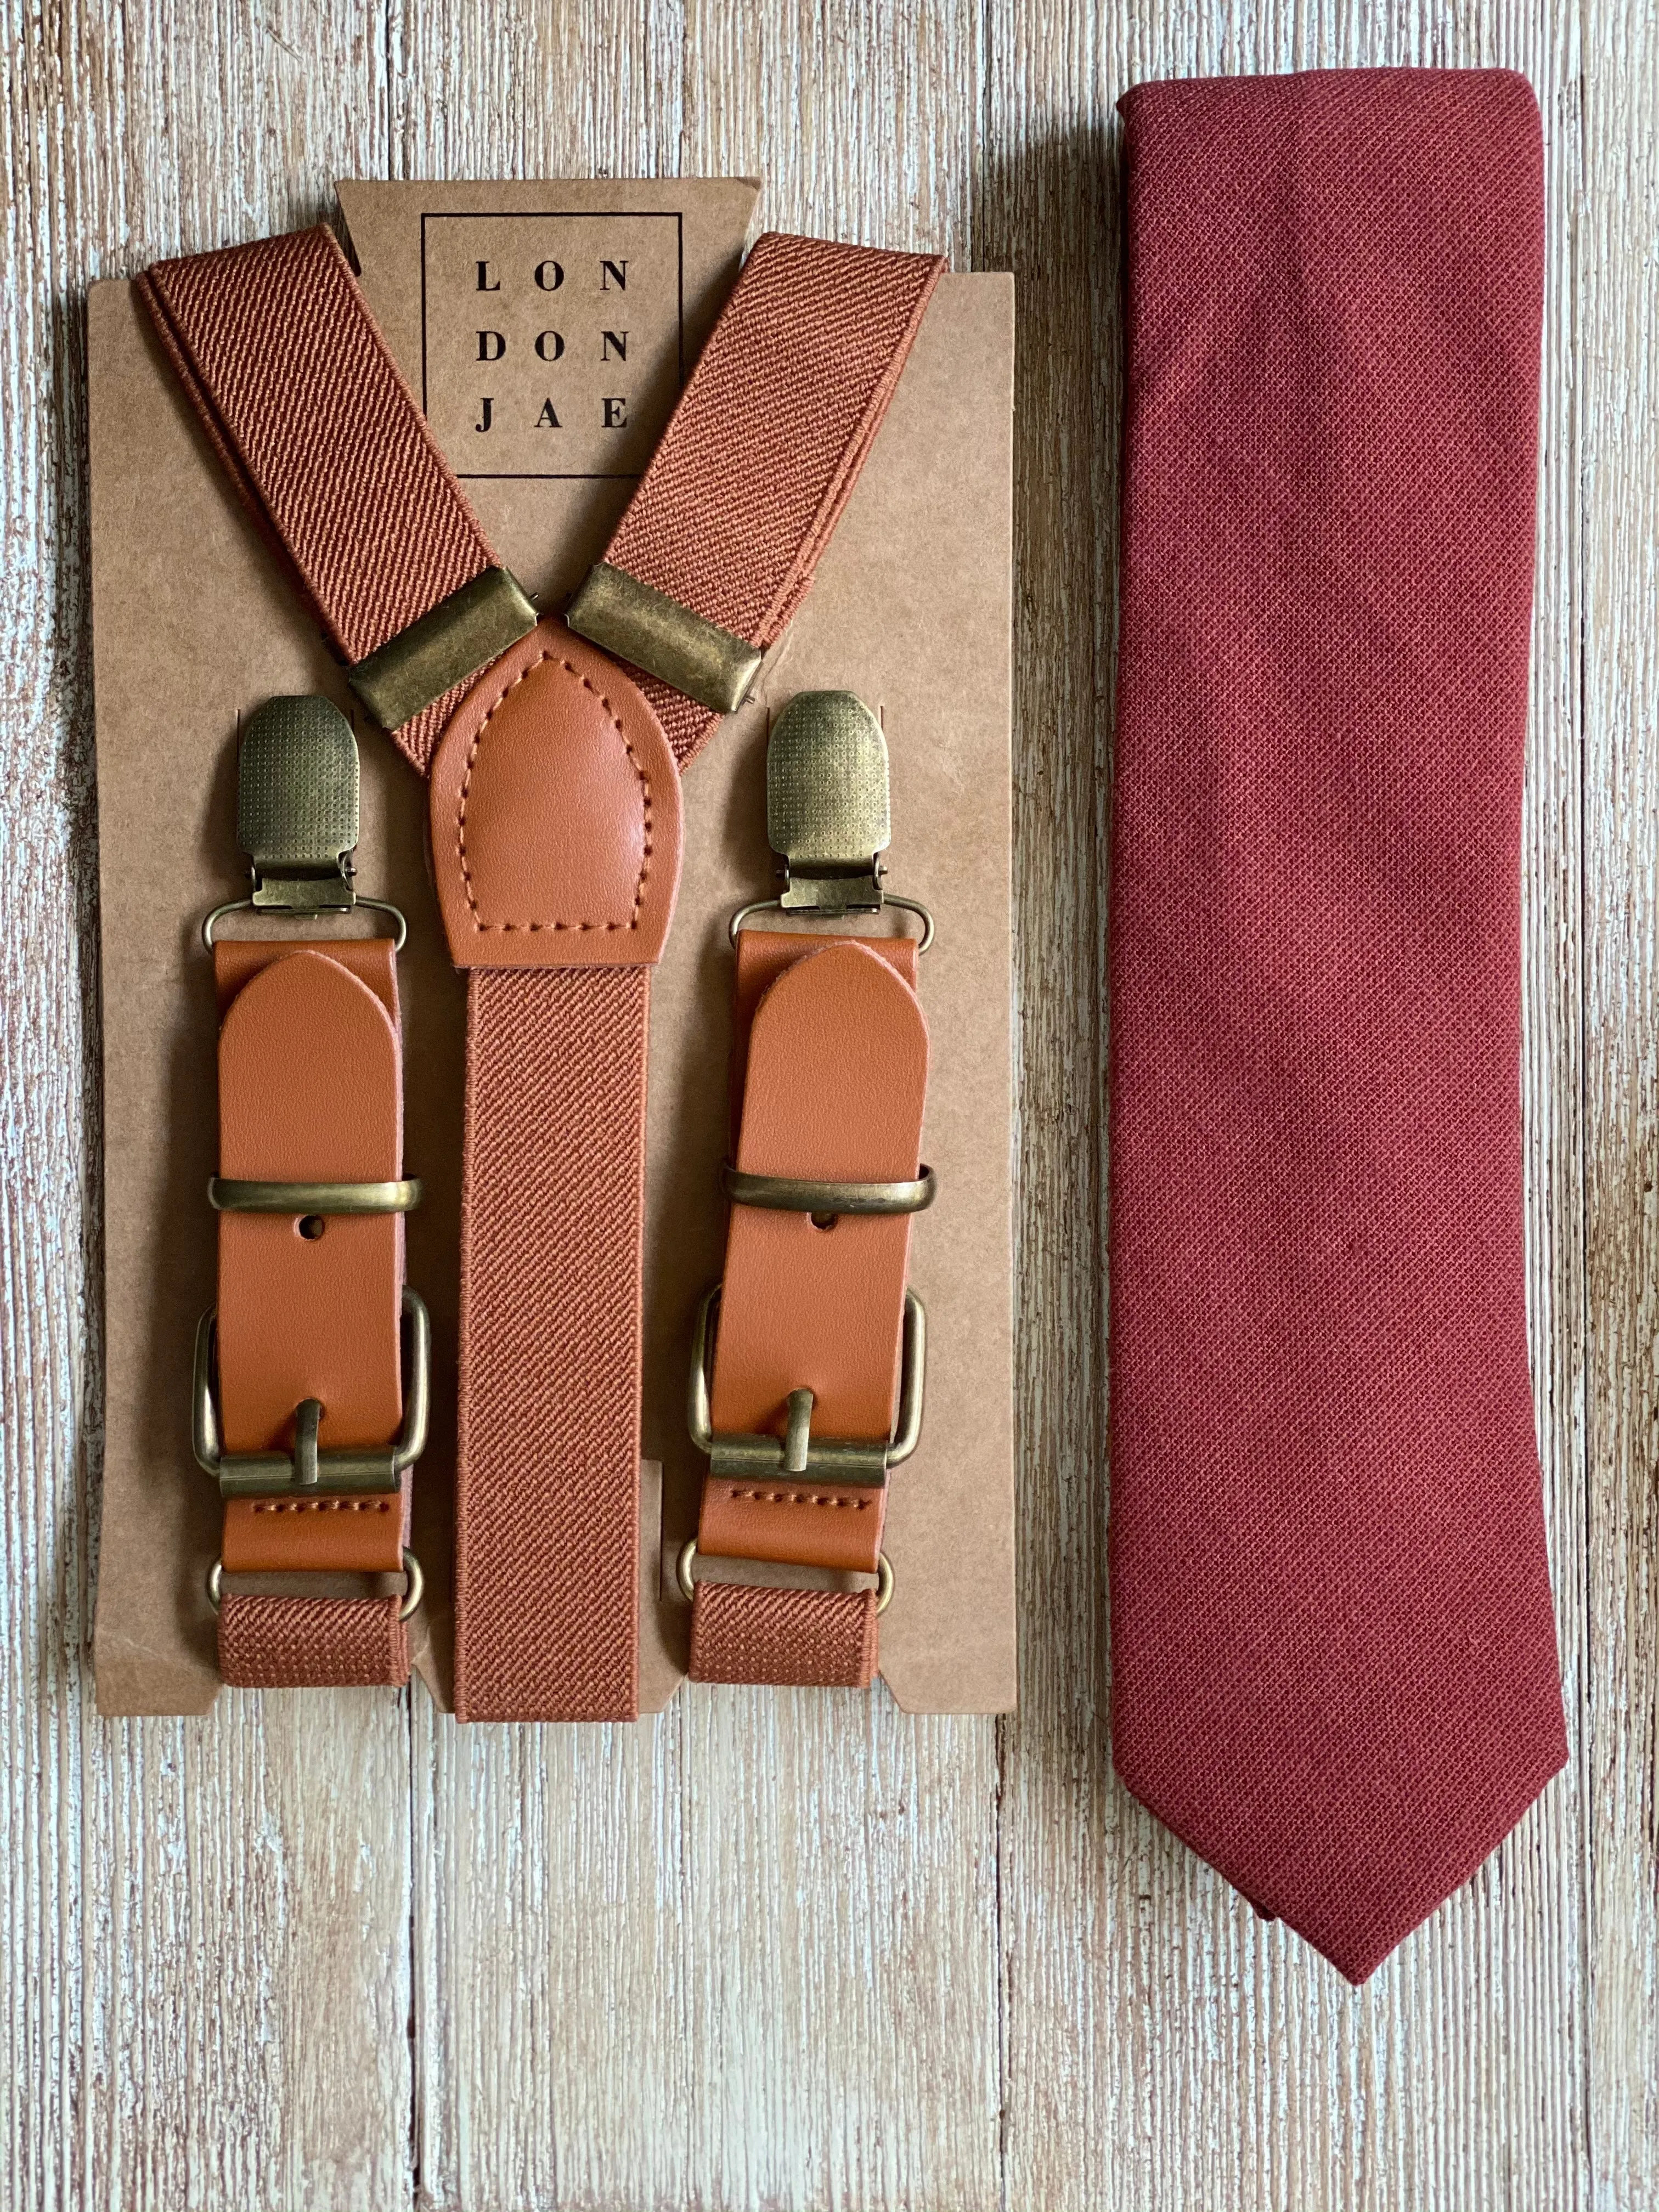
[212,936,411,1684]
[145,223,944,1717]
[699,1480,884,1575]
[212,935,399,1020]
[712,939,927,1441]
[215,944,405,1454]
[428,618,683,970]
[221,1492,405,1573]
[691,932,929,1689]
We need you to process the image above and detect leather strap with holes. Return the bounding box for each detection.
[213,938,412,1687]
[143,223,944,1717]
[690,929,928,1688]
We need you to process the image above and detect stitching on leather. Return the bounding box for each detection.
[720,1487,873,1510]
[248,1499,394,1515]
[455,650,654,933]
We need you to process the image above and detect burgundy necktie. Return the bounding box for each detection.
[1108,66,1568,1982]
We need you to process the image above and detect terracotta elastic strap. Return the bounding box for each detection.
[212,938,411,1688]
[690,931,927,1689]
[592,230,945,770]
[137,228,498,776]
[142,226,944,1717]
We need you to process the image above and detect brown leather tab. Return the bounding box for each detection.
[699,1479,884,1574]
[212,936,413,1686]
[215,945,404,1452]
[222,1492,405,1573]
[691,932,928,1688]
[428,617,682,972]
[710,939,928,1442]
[212,935,400,1021]
[689,1583,879,1689]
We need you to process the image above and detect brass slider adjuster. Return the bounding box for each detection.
[347,564,538,731]
[567,560,763,716]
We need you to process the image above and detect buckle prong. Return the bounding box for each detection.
[193,1286,430,1499]
[686,1284,924,1486]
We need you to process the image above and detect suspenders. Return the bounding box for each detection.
[143,222,943,1710]
[195,697,426,1686]
[681,693,933,1689]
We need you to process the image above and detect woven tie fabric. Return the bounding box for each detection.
[1108,67,1567,1983]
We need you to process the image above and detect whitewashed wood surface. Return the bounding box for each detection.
[2,1,1652,2205]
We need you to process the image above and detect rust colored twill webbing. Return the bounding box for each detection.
[218,1595,408,1689]
[456,969,648,1720]
[138,227,496,774]
[599,233,944,768]
[1109,68,1567,1982]
[690,1583,878,1690]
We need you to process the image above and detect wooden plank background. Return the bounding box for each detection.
[2,1,1653,2204]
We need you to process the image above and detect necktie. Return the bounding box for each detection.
[1108,66,1568,1982]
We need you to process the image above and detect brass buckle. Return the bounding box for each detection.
[686,1283,925,1487]
[720,1163,935,1218]
[192,1285,430,1499]
[679,1260,923,1624]
[208,1177,422,1216]
[729,691,935,950]
[201,695,407,950]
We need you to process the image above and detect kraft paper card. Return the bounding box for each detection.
[89,177,1014,1717]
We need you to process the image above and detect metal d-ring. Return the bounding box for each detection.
[201,896,408,954]
[205,1547,423,1621]
[675,1539,892,1616]
[727,895,934,953]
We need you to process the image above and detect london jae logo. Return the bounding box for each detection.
[420,211,685,479]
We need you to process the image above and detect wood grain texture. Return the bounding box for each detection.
[1583,1,1659,2205]
[2,3,413,2207]
[2,0,1655,2205]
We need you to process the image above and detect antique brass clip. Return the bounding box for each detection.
[730,691,935,947]
[201,696,407,947]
